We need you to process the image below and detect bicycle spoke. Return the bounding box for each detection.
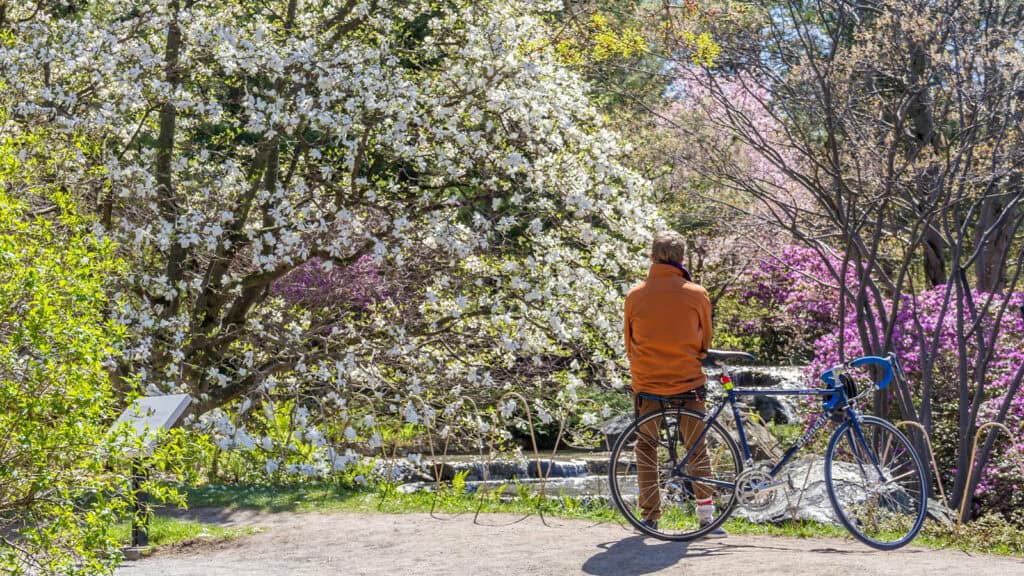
[825,417,927,550]
[884,468,920,484]
[609,406,740,541]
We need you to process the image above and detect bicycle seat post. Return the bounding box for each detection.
[718,360,734,392]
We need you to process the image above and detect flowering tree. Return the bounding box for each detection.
[0,1,659,474]
[656,67,811,313]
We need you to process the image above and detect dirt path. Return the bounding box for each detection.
[117,510,1023,576]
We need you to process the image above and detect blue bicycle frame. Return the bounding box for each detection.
[670,354,898,489]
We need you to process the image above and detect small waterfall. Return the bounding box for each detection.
[432,458,593,482]
[723,365,808,424]
[397,455,610,498]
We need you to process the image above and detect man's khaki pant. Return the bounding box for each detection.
[634,393,715,522]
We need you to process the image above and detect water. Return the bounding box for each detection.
[721,365,808,425]
[395,366,862,523]
[427,458,596,482]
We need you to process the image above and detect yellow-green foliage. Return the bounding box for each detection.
[0,145,176,574]
[588,13,647,60]
[549,7,721,68]
[680,30,720,66]
[551,12,650,66]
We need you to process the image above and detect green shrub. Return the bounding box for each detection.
[0,160,181,573]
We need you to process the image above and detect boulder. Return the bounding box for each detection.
[748,395,793,425]
[717,407,783,462]
[599,414,633,448]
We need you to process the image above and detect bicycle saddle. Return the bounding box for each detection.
[702,349,756,366]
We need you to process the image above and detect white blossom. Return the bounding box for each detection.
[0,0,660,477]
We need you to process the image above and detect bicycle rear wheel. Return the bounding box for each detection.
[825,415,927,550]
[608,408,741,540]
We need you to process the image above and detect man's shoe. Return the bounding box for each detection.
[699,521,728,538]
[635,519,659,533]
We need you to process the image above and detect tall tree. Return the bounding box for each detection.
[0,0,659,465]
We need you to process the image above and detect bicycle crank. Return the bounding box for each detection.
[734,468,786,511]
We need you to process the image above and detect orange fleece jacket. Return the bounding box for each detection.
[624,263,712,395]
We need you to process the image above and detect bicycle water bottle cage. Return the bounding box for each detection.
[841,373,858,400]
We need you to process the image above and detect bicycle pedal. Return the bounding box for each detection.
[746,480,786,494]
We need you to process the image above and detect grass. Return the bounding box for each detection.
[185,482,622,520]
[182,481,1024,556]
[110,514,263,550]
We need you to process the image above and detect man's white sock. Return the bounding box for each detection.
[696,498,715,523]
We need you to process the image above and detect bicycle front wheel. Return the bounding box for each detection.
[825,415,928,550]
[608,408,741,540]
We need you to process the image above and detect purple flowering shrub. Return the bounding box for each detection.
[721,244,1024,519]
[809,288,1024,518]
[271,256,388,310]
[970,292,1024,520]
[730,245,1024,518]
[718,245,855,363]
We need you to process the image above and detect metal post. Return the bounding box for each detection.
[131,461,149,548]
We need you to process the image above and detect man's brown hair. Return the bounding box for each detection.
[651,230,686,263]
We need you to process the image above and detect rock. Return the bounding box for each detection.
[523,459,589,479]
[372,459,434,483]
[717,407,783,462]
[926,498,955,528]
[599,414,633,448]
[748,395,793,425]
[734,458,838,524]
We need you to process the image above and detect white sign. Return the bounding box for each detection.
[112,394,192,455]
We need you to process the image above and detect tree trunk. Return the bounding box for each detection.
[974,175,1019,293]
[155,0,184,316]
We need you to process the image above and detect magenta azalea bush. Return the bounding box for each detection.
[719,245,856,362]
[810,287,1024,518]
[724,244,1024,519]
[271,256,388,310]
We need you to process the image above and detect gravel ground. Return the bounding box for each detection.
[117,510,1024,576]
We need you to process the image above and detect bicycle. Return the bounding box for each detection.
[608,350,928,550]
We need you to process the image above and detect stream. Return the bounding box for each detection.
[390,366,881,524]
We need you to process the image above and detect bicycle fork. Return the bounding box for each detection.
[846,413,889,484]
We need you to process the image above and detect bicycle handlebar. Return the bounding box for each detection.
[820,355,894,390]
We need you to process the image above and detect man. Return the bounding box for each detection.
[623,230,726,537]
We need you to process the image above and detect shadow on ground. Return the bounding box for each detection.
[159,506,273,528]
[582,536,726,575]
